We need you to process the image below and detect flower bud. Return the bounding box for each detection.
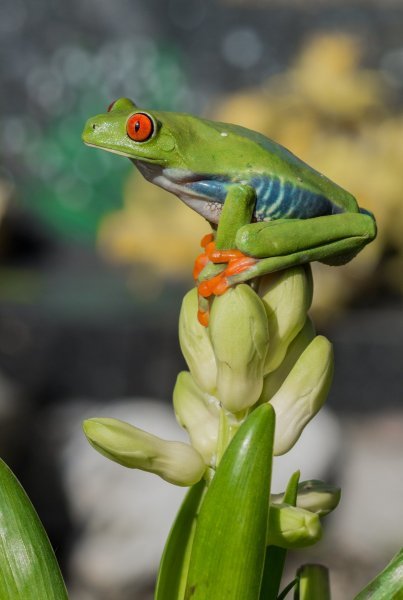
[173,371,220,465]
[262,318,315,400]
[294,480,341,517]
[179,288,217,394]
[269,335,333,455]
[267,502,322,548]
[259,265,313,374]
[209,284,269,413]
[83,417,206,486]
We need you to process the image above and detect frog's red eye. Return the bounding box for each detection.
[126,113,154,142]
[107,100,117,112]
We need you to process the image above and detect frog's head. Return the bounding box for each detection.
[82,97,259,223]
[82,97,182,168]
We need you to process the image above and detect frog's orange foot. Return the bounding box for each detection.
[194,236,259,327]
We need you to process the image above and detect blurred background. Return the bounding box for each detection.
[0,0,402,598]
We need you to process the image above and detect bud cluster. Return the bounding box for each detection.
[176,265,334,467]
[83,265,334,497]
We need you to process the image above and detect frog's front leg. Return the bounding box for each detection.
[226,211,377,286]
[194,184,257,325]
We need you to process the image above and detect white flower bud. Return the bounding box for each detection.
[259,265,313,374]
[269,335,333,456]
[262,318,315,400]
[173,371,220,465]
[209,284,269,413]
[83,417,206,486]
[179,288,217,394]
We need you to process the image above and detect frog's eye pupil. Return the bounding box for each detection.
[126,113,154,142]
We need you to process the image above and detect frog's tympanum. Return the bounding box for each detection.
[82,98,376,325]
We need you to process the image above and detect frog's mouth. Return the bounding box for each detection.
[133,160,225,224]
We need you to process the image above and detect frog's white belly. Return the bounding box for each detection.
[134,161,222,223]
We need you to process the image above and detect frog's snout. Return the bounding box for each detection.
[82,117,98,144]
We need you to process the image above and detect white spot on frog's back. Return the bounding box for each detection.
[220,132,228,137]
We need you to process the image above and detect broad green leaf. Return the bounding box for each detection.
[260,471,300,600]
[0,458,68,599]
[294,564,330,600]
[185,403,275,600]
[155,479,206,600]
[353,548,403,599]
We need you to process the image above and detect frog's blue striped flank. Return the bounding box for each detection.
[187,174,341,221]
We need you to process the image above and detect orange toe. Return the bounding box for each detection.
[201,233,214,249]
[205,241,245,263]
[193,253,209,280]
[212,276,230,295]
[225,256,257,276]
[197,309,210,327]
[198,273,225,297]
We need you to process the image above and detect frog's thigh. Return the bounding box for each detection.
[236,213,376,266]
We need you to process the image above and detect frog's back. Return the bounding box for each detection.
[200,119,361,220]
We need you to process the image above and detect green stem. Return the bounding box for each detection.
[295,564,331,600]
[216,409,243,465]
[260,471,300,600]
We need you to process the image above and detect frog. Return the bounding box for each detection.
[82,97,376,325]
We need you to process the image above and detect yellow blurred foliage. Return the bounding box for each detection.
[98,32,403,319]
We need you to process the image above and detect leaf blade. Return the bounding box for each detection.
[0,458,67,600]
[155,479,206,600]
[185,403,276,600]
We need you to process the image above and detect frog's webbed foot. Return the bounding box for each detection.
[193,234,258,326]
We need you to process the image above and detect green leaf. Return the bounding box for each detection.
[0,458,68,599]
[155,479,206,600]
[294,564,330,600]
[353,548,403,599]
[185,403,276,600]
[260,471,300,600]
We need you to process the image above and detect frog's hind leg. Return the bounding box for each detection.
[225,211,377,285]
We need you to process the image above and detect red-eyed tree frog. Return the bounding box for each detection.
[82,97,376,325]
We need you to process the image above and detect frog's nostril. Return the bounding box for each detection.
[92,123,96,130]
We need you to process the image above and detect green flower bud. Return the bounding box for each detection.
[173,371,220,465]
[83,417,206,486]
[259,265,313,374]
[267,502,322,548]
[209,284,269,413]
[262,318,315,400]
[179,288,217,394]
[269,335,333,456]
